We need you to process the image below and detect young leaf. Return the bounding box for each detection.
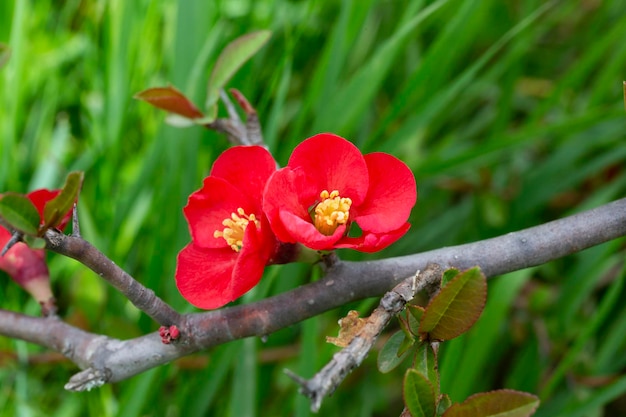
[397,328,416,357]
[204,30,271,120]
[42,171,84,232]
[134,86,204,119]
[442,389,539,417]
[0,43,10,69]
[419,267,487,341]
[378,331,415,373]
[407,305,424,335]
[0,193,40,235]
[404,369,436,417]
[415,343,439,398]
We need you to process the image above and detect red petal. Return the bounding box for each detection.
[184,177,256,249]
[27,189,73,230]
[287,134,369,206]
[211,146,276,209]
[276,209,346,251]
[175,221,273,309]
[229,220,274,296]
[352,152,416,233]
[0,226,49,285]
[27,189,60,215]
[175,243,239,309]
[335,223,411,253]
[263,168,312,243]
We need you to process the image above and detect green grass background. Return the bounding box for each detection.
[1,0,626,416]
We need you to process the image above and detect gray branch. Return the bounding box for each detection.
[0,197,624,390]
[285,264,444,412]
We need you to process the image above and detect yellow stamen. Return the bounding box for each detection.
[313,190,352,236]
[214,208,260,252]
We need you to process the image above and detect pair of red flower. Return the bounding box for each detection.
[176,134,417,309]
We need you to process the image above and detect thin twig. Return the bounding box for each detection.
[44,230,182,327]
[285,264,444,412]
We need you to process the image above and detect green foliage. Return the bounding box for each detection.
[442,390,539,417]
[42,171,83,231]
[382,267,519,415]
[0,193,39,235]
[404,369,436,417]
[1,0,625,416]
[419,267,487,341]
[378,330,415,374]
[205,30,271,121]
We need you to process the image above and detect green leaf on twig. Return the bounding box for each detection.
[442,389,539,417]
[204,30,271,122]
[378,331,414,373]
[403,369,436,417]
[42,171,83,232]
[415,343,439,398]
[0,193,40,236]
[419,267,487,341]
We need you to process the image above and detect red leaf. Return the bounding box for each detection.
[135,86,204,119]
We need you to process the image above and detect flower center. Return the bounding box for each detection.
[214,208,260,252]
[313,190,352,236]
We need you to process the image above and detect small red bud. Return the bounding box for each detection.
[169,325,180,340]
[158,326,168,338]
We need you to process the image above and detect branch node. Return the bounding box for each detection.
[64,367,112,392]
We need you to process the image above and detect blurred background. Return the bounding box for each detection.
[1,0,625,416]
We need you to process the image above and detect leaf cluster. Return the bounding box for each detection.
[379,267,539,416]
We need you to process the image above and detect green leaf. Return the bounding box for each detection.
[623,81,626,112]
[398,328,416,357]
[42,171,84,232]
[204,30,271,121]
[377,331,415,373]
[415,343,439,398]
[442,389,539,417]
[437,394,452,416]
[0,193,40,235]
[419,267,487,341]
[441,268,460,288]
[404,369,436,417]
[407,305,424,335]
[134,86,205,119]
[23,235,47,249]
[0,43,10,69]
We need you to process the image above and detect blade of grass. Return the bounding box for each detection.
[540,265,626,399]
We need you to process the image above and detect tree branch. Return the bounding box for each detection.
[44,230,182,327]
[285,264,444,412]
[1,197,624,390]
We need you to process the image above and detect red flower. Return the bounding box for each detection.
[175,146,292,309]
[0,189,71,310]
[263,133,416,252]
